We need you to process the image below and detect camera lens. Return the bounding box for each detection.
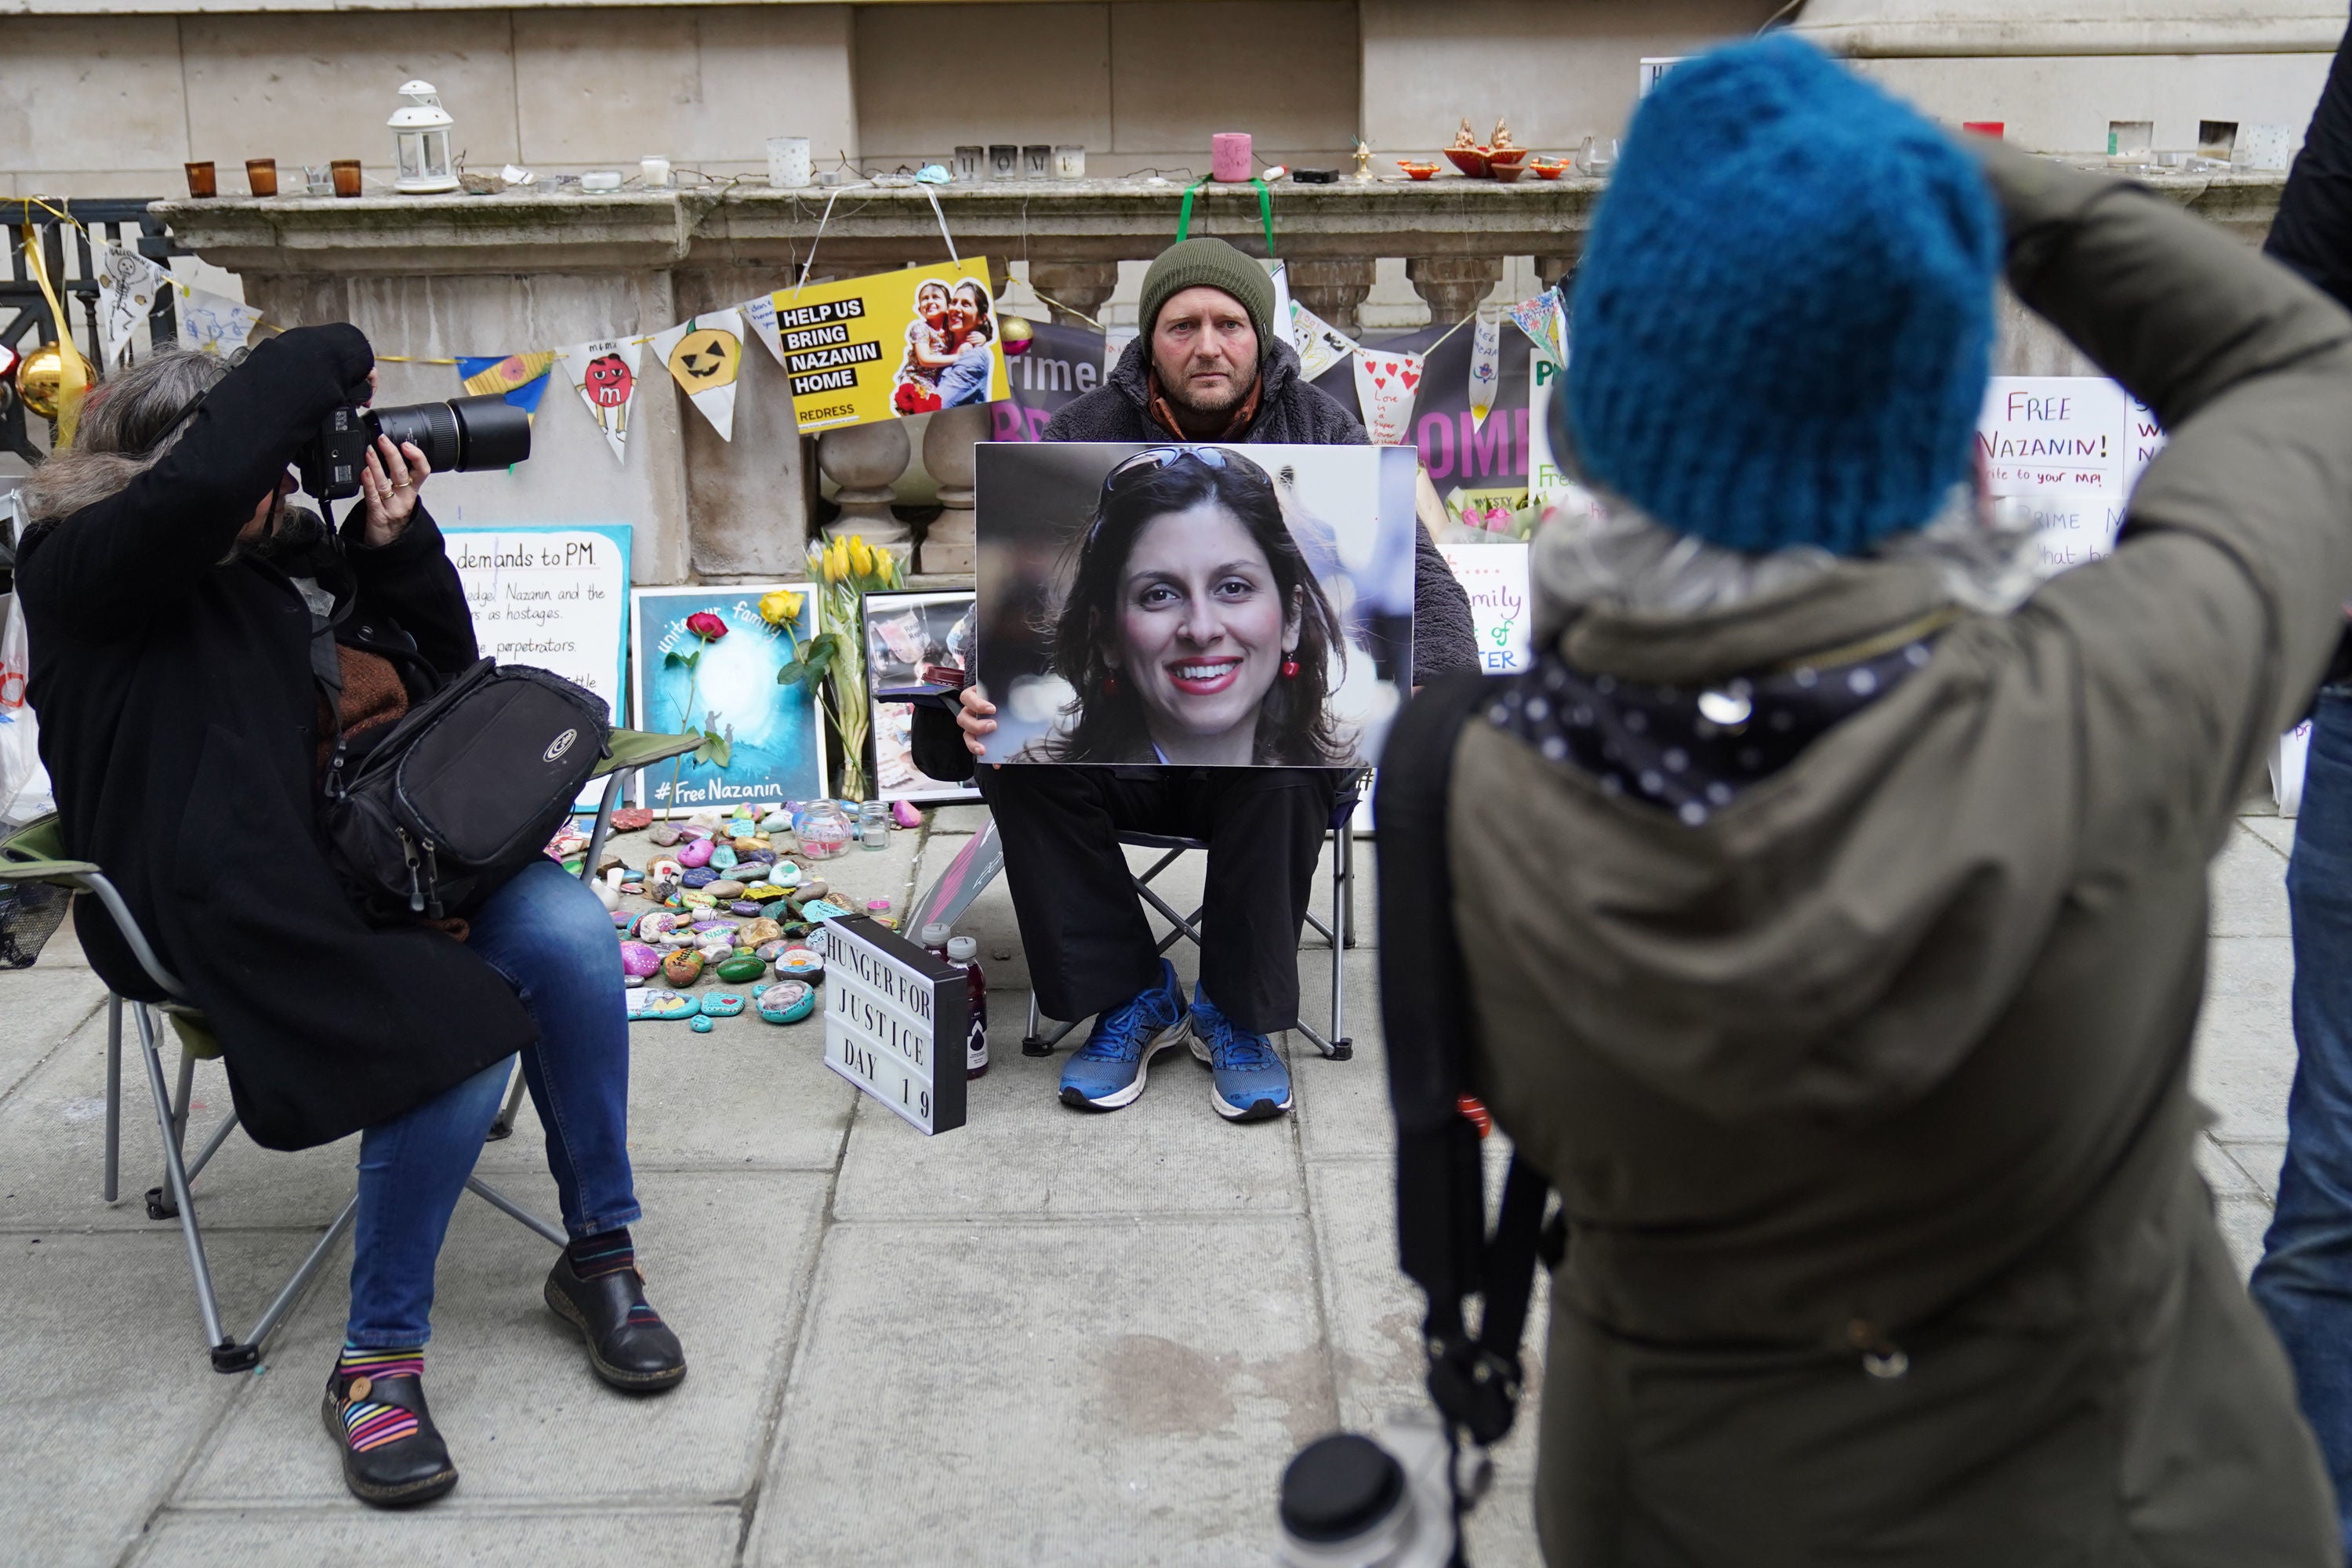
[1280,1433,1407,1546]
[367,394,532,475]
[368,402,463,471]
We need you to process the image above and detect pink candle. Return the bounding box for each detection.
[1212,132,1253,182]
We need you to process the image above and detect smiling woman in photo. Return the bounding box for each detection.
[1021,446,1354,766]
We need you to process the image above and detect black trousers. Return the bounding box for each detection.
[975,764,1345,1034]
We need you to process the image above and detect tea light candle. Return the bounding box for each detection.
[641,154,672,187]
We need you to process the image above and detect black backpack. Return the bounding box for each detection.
[321,659,610,920]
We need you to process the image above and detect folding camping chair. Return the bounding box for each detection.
[1020,774,1364,1062]
[0,728,699,1373]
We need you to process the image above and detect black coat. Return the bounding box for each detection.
[913,336,1481,782]
[16,326,535,1151]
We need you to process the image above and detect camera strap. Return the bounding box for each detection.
[1374,672,1559,1564]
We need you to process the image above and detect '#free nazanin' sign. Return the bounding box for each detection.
[820,915,968,1134]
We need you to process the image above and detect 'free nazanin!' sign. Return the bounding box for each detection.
[819,916,969,1134]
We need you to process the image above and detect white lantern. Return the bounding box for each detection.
[388,80,458,194]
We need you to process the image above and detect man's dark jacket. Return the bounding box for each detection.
[912,336,1478,780]
[16,327,536,1150]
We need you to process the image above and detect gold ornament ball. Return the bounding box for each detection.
[999,314,1035,357]
[17,342,94,422]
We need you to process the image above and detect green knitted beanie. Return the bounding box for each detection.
[1138,238,1276,361]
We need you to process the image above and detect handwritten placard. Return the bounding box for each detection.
[1976,377,2127,497]
[1437,542,1532,674]
[445,524,630,806]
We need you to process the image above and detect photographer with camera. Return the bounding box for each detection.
[15,326,684,1508]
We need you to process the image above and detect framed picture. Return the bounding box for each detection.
[630,583,826,810]
[865,588,981,804]
[973,442,1417,768]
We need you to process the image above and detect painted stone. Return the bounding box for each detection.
[638,990,698,1021]
[790,878,826,902]
[745,884,789,903]
[759,981,817,1024]
[659,932,697,949]
[680,866,719,889]
[702,989,749,1017]
[698,942,735,966]
[677,837,714,869]
[612,806,655,833]
[775,946,825,982]
[724,900,755,916]
[741,917,785,946]
[760,810,792,833]
[648,824,684,848]
[662,949,704,986]
[738,849,776,869]
[682,891,720,909]
[755,939,790,964]
[612,909,637,930]
[705,879,746,900]
[688,810,724,829]
[689,916,735,934]
[619,942,662,978]
[690,1014,715,1033]
[648,858,683,883]
[892,799,924,828]
[620,883,645,896]
[716,953,766,983]
[649,882,680,906]
[623,973,645,989]
[709,844,739,871]
[768,862,804,890]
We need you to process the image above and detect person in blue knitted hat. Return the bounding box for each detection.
[1567,32,2002,555]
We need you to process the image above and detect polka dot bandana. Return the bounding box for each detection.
[1486,638,1938,826]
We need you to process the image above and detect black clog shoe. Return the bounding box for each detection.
[320,1366,457,1507]
[544,1254,688,1392]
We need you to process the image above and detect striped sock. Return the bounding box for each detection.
[568,1228,665,1327]
[334,1345,423,1453]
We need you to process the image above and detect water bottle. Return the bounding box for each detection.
[947,935,987,1078]
[1279,1409,1475,1568]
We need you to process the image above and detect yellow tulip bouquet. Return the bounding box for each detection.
[775,533,903,801]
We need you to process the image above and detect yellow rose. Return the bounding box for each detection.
[757,589,803,627]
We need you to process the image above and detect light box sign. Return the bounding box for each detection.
[820,915,968,1135]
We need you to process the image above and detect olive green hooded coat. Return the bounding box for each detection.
[1453,149,2352,1566]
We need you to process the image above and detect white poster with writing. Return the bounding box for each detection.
[445,524,632,809]
[1976,376,2127,497]
[1437,542,1532,674]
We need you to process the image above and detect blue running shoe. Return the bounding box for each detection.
[1189,985,1294,1122]
[1058,960,1190,1112]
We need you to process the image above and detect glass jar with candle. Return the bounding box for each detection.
[245,158,278,198]
[793,800,853,861]
[953,146,984,182]
[1054,145,1087,179]
[184,162,218,199]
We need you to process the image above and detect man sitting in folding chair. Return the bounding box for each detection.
[13,330,684,1508]
[913,238,1477,1123]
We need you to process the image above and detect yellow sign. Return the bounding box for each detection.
[772,260,1011,434]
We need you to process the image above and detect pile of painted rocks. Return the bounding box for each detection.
[579,803,859,1034]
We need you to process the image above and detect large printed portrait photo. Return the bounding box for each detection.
[973,442,1417,768]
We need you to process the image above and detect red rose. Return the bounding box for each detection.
[686,612,728,640]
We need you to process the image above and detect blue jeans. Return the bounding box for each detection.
[345,858,640,1348]
[2253,685,2352,1554]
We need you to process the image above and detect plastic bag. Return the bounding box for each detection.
[1,592,53,827]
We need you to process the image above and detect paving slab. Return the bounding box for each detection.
[0,1007,358,1233]
[1295,953,1393,1166]
[924,803,991,837]
[2211,824,2292,938]
[750,1216,1332,1568]
[0,962,105,1101]
[2196,1134,2267,1200]
[2216,1192,2274,1282]
[1,1229,322,1568]
[2217,1138,2288,1201]
[130,1507,742,1568]
[831,1002,1304,1220]
[2240,814,2297,859]
[2190,937,2297,1142]
[178,1167,826,1508]
[474,1009,854,1176]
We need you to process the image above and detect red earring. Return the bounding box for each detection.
[1103,673,1120,695]
[1280,659,1301,680]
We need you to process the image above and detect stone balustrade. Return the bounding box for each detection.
[154,166,2285,584]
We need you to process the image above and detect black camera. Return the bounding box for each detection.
[297,394,533,502]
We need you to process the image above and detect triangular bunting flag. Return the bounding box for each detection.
[176,285,264,358]
[652,307,747,441]
[1289,299,1359,382]
[1353,350,1424,446]
[457,351,556,413]
[740,293,787,370]
[565,337,643,466]
[1468,314,1501,432]
[95,245,172,371]
[1507,293,1564,370]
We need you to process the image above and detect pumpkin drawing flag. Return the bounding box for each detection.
[1353,350,1424,447]
[457,350,556,414]
[565,337,643,466]
[652,308,747,441]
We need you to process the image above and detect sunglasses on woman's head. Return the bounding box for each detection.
[1101,445,1230,494]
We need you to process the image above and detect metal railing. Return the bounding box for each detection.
[3,198,185,464]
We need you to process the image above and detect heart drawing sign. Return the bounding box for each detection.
[1354,350,1425,447]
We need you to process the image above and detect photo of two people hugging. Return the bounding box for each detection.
[891,277,996,414]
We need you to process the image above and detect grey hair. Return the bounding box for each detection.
[19,350,230,524]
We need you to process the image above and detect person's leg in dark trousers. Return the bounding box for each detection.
[1175,767,1345,1034]
[976,764,1162,1023]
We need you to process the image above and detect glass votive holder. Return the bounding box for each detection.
[953,145,984,182]
[184,161,217,198]
[989,143,1019,180]
[330,159,364,198]
[1054,144,1087,179]
[303,164,334,197]
[1022,143,1051,177]
[641,154,672,187]
[245,158,278,197]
